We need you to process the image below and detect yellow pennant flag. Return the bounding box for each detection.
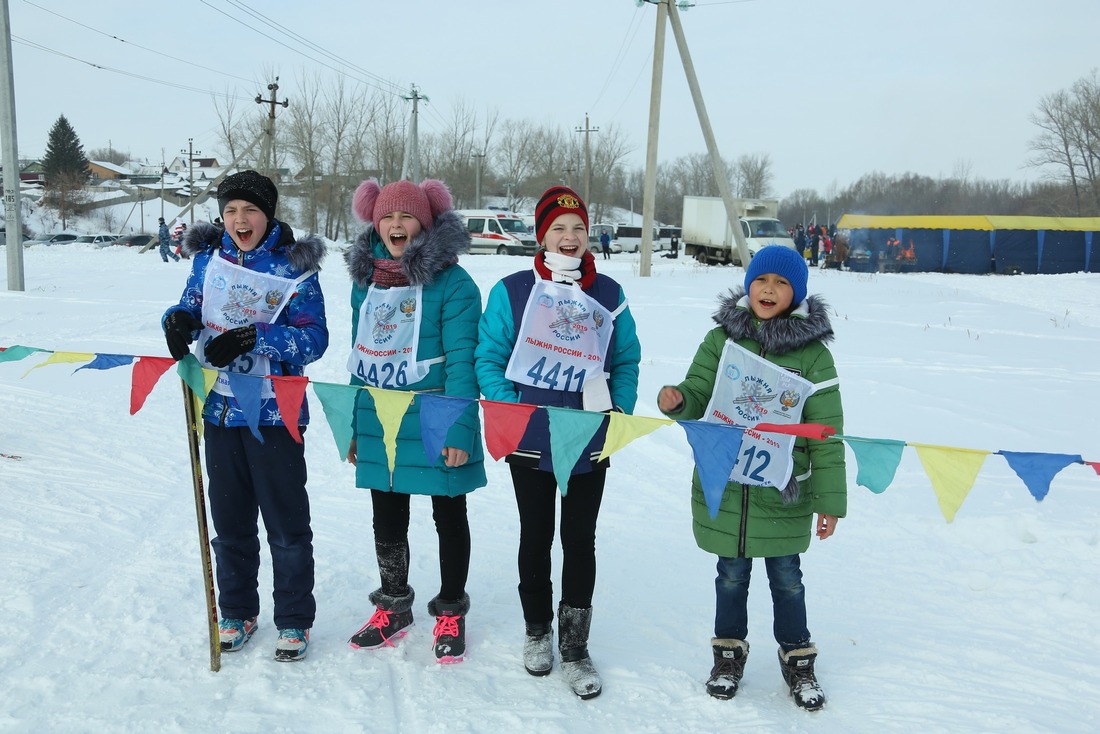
[366,387,415,472]
[599,413,673,461]
[912,443,989,522]
[22,351,94,378]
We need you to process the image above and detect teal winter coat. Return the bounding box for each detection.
[661,290,846,558]
[345,211,486,496]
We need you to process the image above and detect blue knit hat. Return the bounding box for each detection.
[744,245,808,306]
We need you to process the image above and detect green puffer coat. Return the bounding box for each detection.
[661,290,846,558]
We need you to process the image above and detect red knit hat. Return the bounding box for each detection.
[535,185,588,245]
[352,178,454,233]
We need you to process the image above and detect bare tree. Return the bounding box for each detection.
[1028,70,1100,215]
[735,152,773,198]
[284,72,325,232]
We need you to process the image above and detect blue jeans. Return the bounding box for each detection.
[713,554,810,651]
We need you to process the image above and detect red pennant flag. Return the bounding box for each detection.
[130,357,176,415]
[1086,461,1100,476]
[754,422,836,440]
[481,400,537,461]
[271,375,309,443]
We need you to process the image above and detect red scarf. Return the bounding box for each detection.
[533,249,597,289]
[371,258,409,287]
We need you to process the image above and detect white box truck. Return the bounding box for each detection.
[681,196,797,265]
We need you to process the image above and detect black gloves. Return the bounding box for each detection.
[164,310,203,361]
[205,325,257,368]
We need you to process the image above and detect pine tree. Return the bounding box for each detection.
[42,114,89,185]
[41,115,90,227]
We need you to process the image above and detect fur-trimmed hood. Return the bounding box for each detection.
[713,289,834,356]
[344,210,469,288]
[181,219,327,272]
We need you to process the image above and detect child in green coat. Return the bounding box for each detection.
[657,245,846,711]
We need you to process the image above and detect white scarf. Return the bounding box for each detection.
[542,251,582,284]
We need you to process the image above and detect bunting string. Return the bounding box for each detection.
[2,343,1097,522]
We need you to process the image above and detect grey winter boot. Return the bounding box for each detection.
[348,587,415,650]
[427,593,470,664]
[523,621,554,676]
[706,638,749,699]
[779,644,826,711]
[558,603,601,700]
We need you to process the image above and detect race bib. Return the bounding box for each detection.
[347,284,438,389]
[702,341,816,490]
[198,255,302,398]
[505,280,614,393]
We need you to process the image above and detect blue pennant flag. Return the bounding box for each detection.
[678,421,745,518]
[226,372,264,443]
[419,394,475,466]
[74,353,135,373]
[998,450,1082,502]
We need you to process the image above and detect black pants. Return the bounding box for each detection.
[205,423,315,630]
[510,464,606,625]
[371,489,470,601]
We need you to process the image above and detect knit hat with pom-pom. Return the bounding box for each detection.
[352,178,454,233]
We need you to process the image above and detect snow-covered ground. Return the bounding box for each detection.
[2,239,1098,733]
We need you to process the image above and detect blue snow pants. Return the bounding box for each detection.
[204,423,316,630]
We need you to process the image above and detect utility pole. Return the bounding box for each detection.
[575,113,598,205]
[401,84,428,183]
[160,148,165,218]
[1,0,25,290]
[665,1,751,268]
[181,138,201,224]
[255,77,288,179]
[638,3,667,278]
[471,151,485,208]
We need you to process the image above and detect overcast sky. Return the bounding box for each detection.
[5,0,1096,198]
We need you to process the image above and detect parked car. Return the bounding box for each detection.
[71,234,119,246]
[23,233,79,247]
[107,233,154,248]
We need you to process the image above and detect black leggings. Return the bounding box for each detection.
[510,464,606,625]
[370,489,470,601]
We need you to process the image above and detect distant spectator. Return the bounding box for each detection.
[158,217,179,263]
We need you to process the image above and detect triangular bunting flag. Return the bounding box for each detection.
[912,443,989,522]
[366,387,415,473]
[547,407,606,496]
[176,355,206,398]
[226,372,265,442]
[23,351,94,377]
[481,400,538,461]
[311,382,360,460]
[0,345,47,364]
[755,422,837,440]
[129,356,176,415]
[599,413,671,461]
[271,375,309,444]
[998,450,1083,502]
[837,435,906,494]
[74,353,135,373]
[419,394,475,466]
[678,421,745,518]
[1086,461,1100,476]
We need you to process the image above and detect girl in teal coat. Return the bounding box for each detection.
[343,178,485,664]
[658,246,845,711]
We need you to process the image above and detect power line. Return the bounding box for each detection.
[21,0,256,85]
[10,35,255,102]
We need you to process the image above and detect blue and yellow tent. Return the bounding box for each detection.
[835,214,1100,274]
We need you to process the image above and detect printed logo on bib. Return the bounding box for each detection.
[718,366,803,424]
[547,297,593,342]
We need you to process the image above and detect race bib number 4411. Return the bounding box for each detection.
[702,341,816,490]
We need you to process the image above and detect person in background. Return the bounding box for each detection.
[343,178,486,665]
[161,170,329,662]
[157,217,179,263]
[475,185,642,700]
[599,229,611,260]
[657,246,846,711]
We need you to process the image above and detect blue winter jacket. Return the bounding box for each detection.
[345,211,486,496]
[476,264,641,475]
[162,220,329,428]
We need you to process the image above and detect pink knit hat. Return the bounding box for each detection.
[352,178,454,233]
